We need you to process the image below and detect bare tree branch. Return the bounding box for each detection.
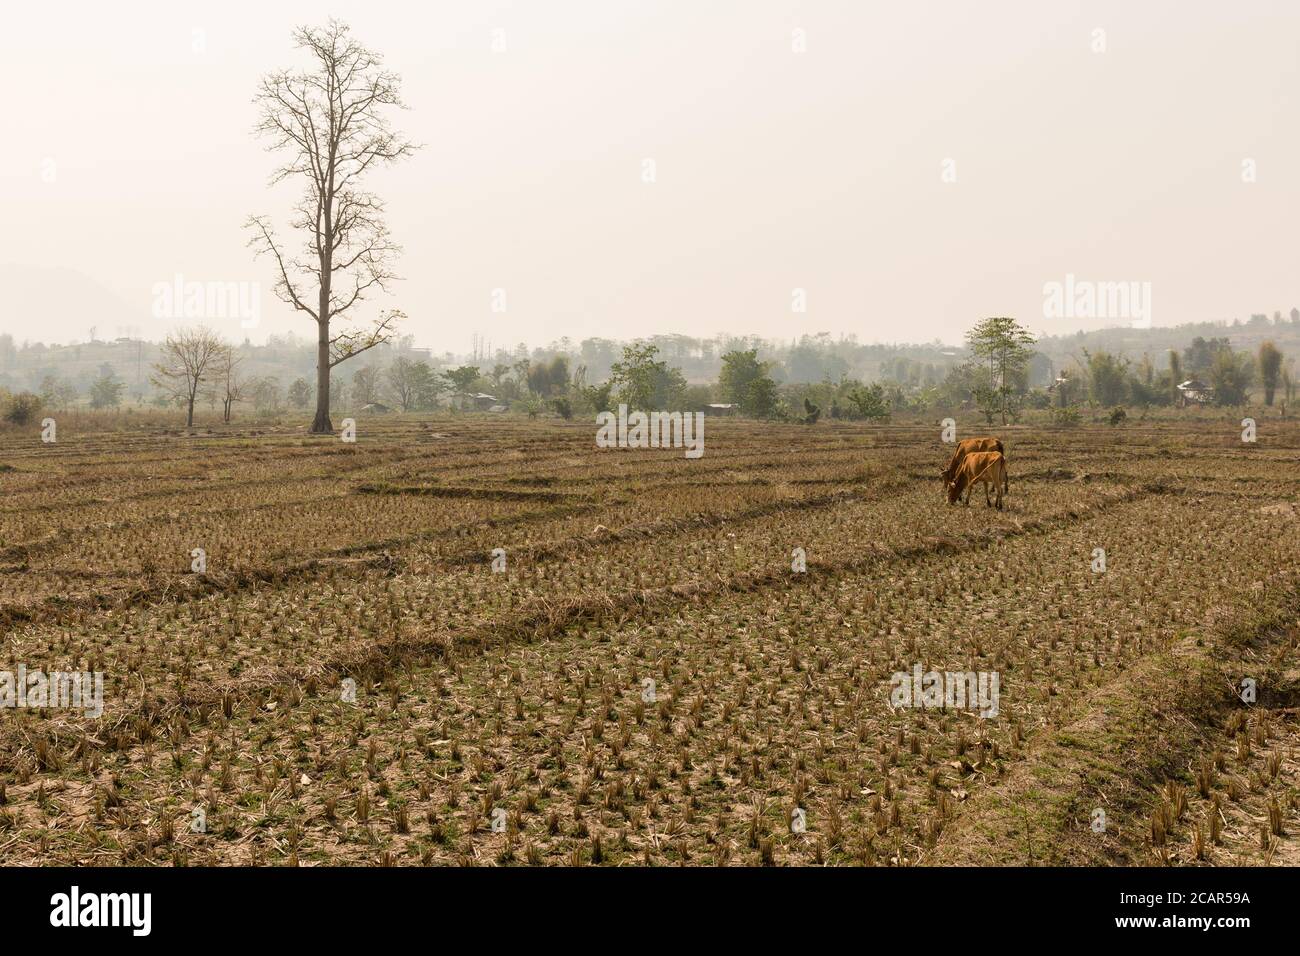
[329,311,402,367]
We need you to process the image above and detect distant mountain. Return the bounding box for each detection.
[0,263,142,343]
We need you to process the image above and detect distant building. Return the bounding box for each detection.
[452,392,499,411]
[1177,380,1214,406]
[705,403,737,416]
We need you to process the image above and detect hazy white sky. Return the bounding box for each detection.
[2,0,1297,351]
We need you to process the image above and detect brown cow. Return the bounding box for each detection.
[947,450,1007,509]
[942,437,1007,496]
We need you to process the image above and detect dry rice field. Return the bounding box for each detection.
[1,416,1297,866]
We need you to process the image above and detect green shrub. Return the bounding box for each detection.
[4,393,42,426]
[1051,406,1081,427]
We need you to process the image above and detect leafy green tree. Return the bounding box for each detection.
[39,375,78,412]
[527,355,570,398]
[609,344,686,409]
[444,365,482,396]
[1083,349,1130,407]
[288,377,313,408]
[1053,373,1076,408]
[784,338,849,384]
[1258,341,1283,406]
[579,381,614,414]
[964,316,1036,425]
[941,361,1000,425]
[937,362,983,412]
[1183,337,1231,375]
[845,383,889,420]
[386,357,444,411]
[1137,353,1154,387]
[251,377,283,413]
[1051,406,1081,427]
[971,381,1000,425]
[351,365,382,406]
[1127,374,1164,408]
[719,349,778,417]
[89,368,126,409]
[4,393,42,426]
[411,363,445,409]
[511,359,531,394]
[1209,349,1255,406]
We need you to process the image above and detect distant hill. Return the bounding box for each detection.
[0,263,142,344]
[1033,313,1300,376]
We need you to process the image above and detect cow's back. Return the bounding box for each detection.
[960,450,1001,477]
[944,437,1004,480]
[950,450,1003,499]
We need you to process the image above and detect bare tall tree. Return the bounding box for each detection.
[246,19,415,434]
[209,345,247,423]
[152,327,224,427]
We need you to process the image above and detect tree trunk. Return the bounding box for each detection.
[186,396,195,427]
[311,317,332,434]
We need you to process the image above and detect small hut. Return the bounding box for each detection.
[1177,380,1214,406]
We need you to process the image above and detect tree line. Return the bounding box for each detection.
[3,316,1292,430]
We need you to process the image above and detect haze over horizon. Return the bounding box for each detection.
[3,0,1297,351]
